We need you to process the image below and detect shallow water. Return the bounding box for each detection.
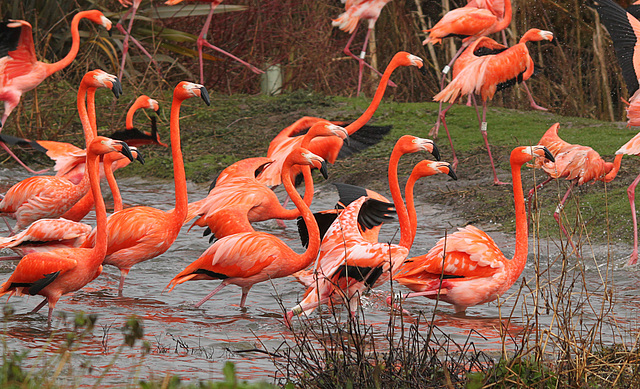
[0,167,639,387]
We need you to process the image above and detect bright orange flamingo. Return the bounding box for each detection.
[614,133,640,265]
[185,121,344,239]
[166,148,327,308]
[529,123,622,257]
[0,71,122,233]
[0,137,134,325]
[81,81,210,296]
[258,51,426,188]
[0,11,112,173]
[164,0,264,83]
[286,136,441,322]
[390,146,554,314]
[109,95,166,147]
[331,0,394,96]
[433,29,554,185]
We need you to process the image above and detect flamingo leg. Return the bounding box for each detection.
[0,255,22,261]
[627,173,640,266]
[521,82,548,111]
[194,281,228,308]
[527,176,554,216]
[554,181,580,257]
[478,101,508,185]
[118,268,130,297]
[197,1,264,83]
[116,23,162,80]
[29,298,48,314]
[431,42,470,138]
[440,102,458,171]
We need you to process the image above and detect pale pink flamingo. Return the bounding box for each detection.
[391,146,554,314]
[0,71,122,233]
[0,137,134,324]
[0,11,112,173]
[529,123,622,257]
[81,81,210,296]
[164,0,264,83]
[433,29,554,185]
[331,0,394,96]
[165,148,327,308]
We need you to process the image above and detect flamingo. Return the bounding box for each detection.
[165,147,327,308]
[433,29,554,185]
[614,133,640,265]
[116,0,163,80]
[109,95,166,148]
[80,81,210,296]
[391,145,554,314]
[0,137,134,325]
[0,71,122,233]
[0,10,112,173]
[164,0,264,84]
[258,51,426,188]
[185,121,345,239]
[529,123,622,257]
[331,0,394,96]
[286,135,442,321]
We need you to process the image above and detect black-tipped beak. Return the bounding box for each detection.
[111,79,123,99]
[200,87,210,106]
[419,65,427,75]
[108,28,113,37]
[117,141,134,162]
[344,133,350,146]
[135,151,145,165]
[542,146,554,162]
[319,160,329,179]
[447,168,457,180]
[431,144,441,161]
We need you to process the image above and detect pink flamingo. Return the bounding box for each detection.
[391,146,554,314]
[0,11,112,173]
[164,0,264,83]
[116,0,163,80]
[81,81,210,296]
[615,133,640,265]
[165,148,326,308]
[0,137,134,325]
[433,29,554,185]
[109,95,166,147]
[331,0,394,96]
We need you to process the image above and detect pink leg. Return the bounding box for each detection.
[0,255,22,261]
[479,102,509,185]
[276,194,291,228]
[522,82,548,111]
[627,173,640,265]
[118,268,130,297]
[527,176,553,216]
[194,281,228,308]
[440,102,458,171]
[431,43,470,138]
[554,181,580,257]
[116,23,162,80]
[0,141,48,174]
[117,3,138,81]
[197,2,264,82]
[29,298,48,314]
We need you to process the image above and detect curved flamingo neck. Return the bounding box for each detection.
[344,55,403,135]
[168,96,188,222]
[44,12,86,77]
[275,166,314,219]
[604,154,624,183]
[77,84,93,147]
[282,160,320,262]
[87,89,98,136]
[86,148,108,261]
[495,0,512,32]
[509,158,529,281]
[388,147,412,249]
[126,99,145,129]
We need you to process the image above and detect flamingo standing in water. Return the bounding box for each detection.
[331,0,394,96]
[81,81,210,296]
[286,136,443,321]
[0,137,134,325]
[166,148,327,308]
[0,71,122,233]
[0,11,112,173]
[164,0,264,83]
[529,123,622,257]
[433,29,554,185]
[391,145,554,314]
[185,121,345,239]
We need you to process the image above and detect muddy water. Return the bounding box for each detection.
[0,167,639,386]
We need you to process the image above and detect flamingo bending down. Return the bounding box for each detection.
[286,136,442,321]
[0,137,133,324]
[433,29,554,185]
[166,148,327,308]
[529,123,622,257]
[258,51,426,188]
[0,11,112,173]
[331,0,394,96]
[164,0,264,84]
[0,71,122,233]
[391,146,554,314]
[81,82,210,296]
[185,121,344,239]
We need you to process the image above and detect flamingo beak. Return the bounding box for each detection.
[111,78,123,99]
[117,141,134,162]
[199,87,211,106]
[318,160,329,179]
[135,150,145,165]
[542,146,554,162]
[430,143,441,161]
[419,64,427,75]
[447,168,457,180]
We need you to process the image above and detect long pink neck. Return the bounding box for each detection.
[387,148,412,249]
[103,155,123,212]
[126,99,145,129]
[604,154,624,182]
[44,12,85,77]
[493,0,512,33]
[405,173,420,242]
[77,84,93,147]
[168,96,188,223]
[344,56,402,135]
[508,158,529,283]
[86,148,108,262]
[282,160,320,267]
[274,166,314,219]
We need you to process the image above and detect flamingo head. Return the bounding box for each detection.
[513,145,554,166]
[395,135,440,161]
[308,121,349,145]
[83,70,122,98]
[520,29,554,44]
[286,147,328,179]
[81,10,112,32]
[394,52,426,75]
[89,136,134,161]
[176,82,210,106]
[133,95,160,112]
[411,160,457,181]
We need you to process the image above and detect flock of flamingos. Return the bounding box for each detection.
[0,0,639,327]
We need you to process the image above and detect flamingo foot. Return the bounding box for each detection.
[530,102,548,111]
[628,252,638,266]
[493,179,511,186]
[429,123,440,138]
[276,219,287,228]
[385,295,411,315]
[451,158,458,173]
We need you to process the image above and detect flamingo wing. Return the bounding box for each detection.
[0,20,37,82]
[35,140,86,176]
[0,218,91,249]
[617,131,640,155]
